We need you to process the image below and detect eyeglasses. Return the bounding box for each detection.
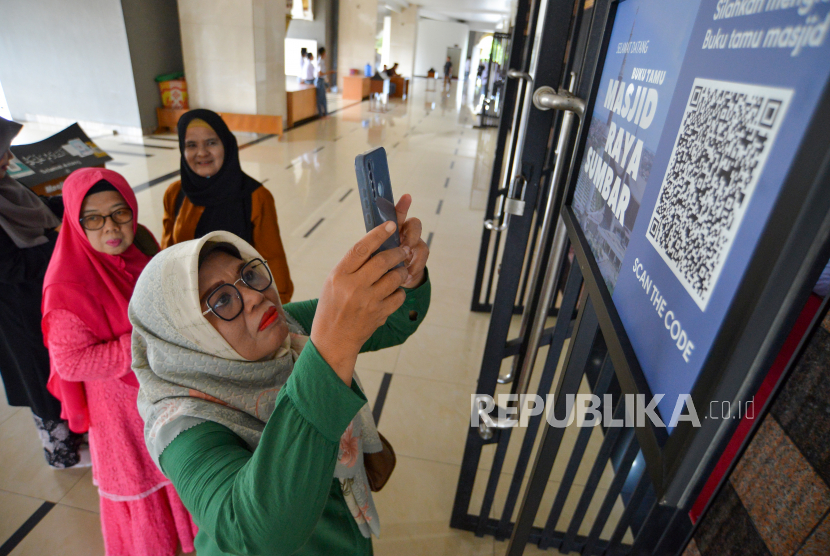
[202,259,273,321]
[79,208,134,231]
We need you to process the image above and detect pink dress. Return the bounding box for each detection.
[44,309,197,556]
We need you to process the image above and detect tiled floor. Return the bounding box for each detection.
[3,80,623,555]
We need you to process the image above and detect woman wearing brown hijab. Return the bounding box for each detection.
[162,109,294,303]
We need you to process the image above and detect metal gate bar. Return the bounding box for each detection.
[504,290,600,555]
[554,400,634,551]
[471,0,547,314]
[536,354,616,544]
[561,208,667,485]
[494,259,584,539]
[515,212,543,309]
[474,424,512,537]
[506,293,653,555]
[473,0,593,315]
[580,435,640,554]
[606,469,653,551]
[627,502,676,554]
[450,0,576,533]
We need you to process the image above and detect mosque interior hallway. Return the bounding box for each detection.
[1,79,625,556]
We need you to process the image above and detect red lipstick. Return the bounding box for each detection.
[259,306,278,331]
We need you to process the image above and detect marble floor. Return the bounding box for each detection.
[1,80,625,555]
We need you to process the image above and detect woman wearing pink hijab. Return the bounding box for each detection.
[42,168,196,556]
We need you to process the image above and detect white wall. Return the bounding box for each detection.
[413,19,469,77]
[0,0,142,134]
[285,39,318,77]
[0,81,12,120]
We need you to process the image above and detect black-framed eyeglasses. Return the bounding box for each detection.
[202,258,273,321]
[79,208,134,231]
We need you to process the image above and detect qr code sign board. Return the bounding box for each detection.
[645,78,793,311]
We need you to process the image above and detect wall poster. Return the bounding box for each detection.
[572,0,830,423]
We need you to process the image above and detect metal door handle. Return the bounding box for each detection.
[532,86,586,116]
[483,86,585,439]
[497,79,584,387]
[507,69,533,81]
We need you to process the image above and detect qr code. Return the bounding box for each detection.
[645,78,792,310]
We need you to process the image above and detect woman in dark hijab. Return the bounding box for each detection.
[161,109,294,303]
[0,116,85,468]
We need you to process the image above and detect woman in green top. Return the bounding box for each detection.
[128,195,430,556]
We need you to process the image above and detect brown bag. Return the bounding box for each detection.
[364,432,396,492]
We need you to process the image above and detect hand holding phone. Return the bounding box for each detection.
[312,221,409,384]
[355,147,403,266]
[355,147,431,288]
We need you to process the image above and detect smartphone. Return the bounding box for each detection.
[355,147,403,266]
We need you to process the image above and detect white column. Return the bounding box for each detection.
[253,0,288,118]
[389,5,419,78]
[178,0,286,118]
[337,0,379,89]
[381,16,392,69]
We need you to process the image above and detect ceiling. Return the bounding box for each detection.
[380,0,514,29]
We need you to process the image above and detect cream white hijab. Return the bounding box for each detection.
[129,231,382,538]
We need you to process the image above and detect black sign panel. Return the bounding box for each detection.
[8,124,111,193]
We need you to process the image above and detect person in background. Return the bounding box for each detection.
[315,46,335,116]
[161,109,293,303]
[387,62,399,77]
[42,168,196,556]
[464,57,471,80]
[298,48,308,83]
[129,193,430,556]
[378,66,397,96]
[304,52,316,84]
[443,55,453,91]
[0,116,85,468]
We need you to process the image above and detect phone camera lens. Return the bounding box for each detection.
[367,161,374,171]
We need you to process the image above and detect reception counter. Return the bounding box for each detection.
[286,81,318,128]
[343,75,371,101]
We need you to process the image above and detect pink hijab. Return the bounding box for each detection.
[42,168,155,433]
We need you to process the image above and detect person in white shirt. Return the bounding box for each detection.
[298,48,307,83]
[315,47,334,116]
[304,53,316,84]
